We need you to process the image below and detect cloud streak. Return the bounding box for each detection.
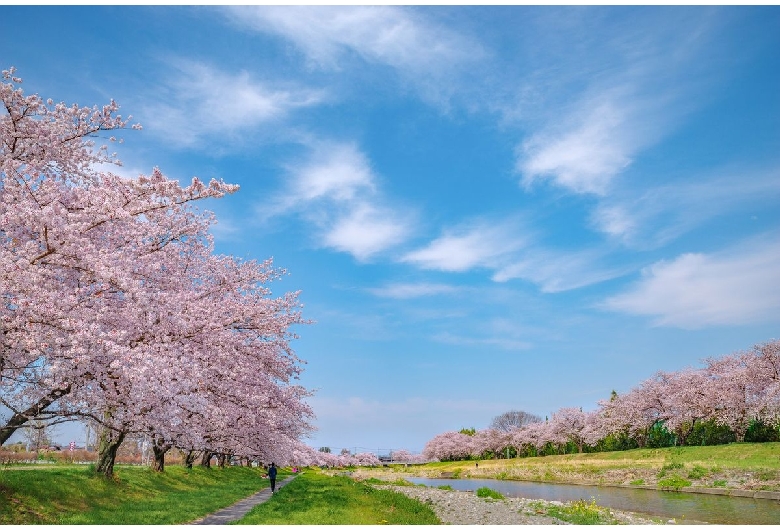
[590,165,780,248]
[366,282,461,299]
[140,60,323,148]
[220,5,485,106]
[401,218,530,273]
[513,9,722,196]
[603,234,780,328]
[401,216,622,293]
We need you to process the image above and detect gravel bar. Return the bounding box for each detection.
[373,484,675,525]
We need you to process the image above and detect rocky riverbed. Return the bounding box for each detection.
[348,470,675,525]
[373,483,672,525]
[382,485,674,525]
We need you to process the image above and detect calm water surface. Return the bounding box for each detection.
[407,477,780,525]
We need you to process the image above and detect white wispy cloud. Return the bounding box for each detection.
[493,249,626,293]
[366,282,460,299]
[590,165,780,248]
[518,95,639,195]
[602,234,780,328]
[220,6,484,106]
[513,9,722,196]
[401,218,530,272]
[267,142,376,217]
[433,332,531,352]
[401,217,621,293]
[264,140,414,261]
[321,203,411,262]
[139,60,324,148]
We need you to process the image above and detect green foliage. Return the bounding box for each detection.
[389,477,416,486]
[712,479,728,487]
[687,465,708,480]
[595,431,638,453]
[544,498,612,525]
[745,420,780,443]
[361,477,387,485]
[237,471,439,525]
[629,479,645,485]
[437,485,454,491]
[475,487,504,500]
[459,427,476,436]
[658,476,692,491]
[657,461,684,478]
[647,421,677,448]
[686,420,737,446]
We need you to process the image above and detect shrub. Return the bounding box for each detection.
[658,476,691,491]
[712,479,727,488]
[546,498,609,525]
[657,462,684,478]
[687,465,708,480]
[629,479,645,485]
[437,485,454,491]
[476,487,504,500]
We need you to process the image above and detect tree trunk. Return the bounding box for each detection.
[735,426,747,442]
[199,450,212,468]
[217,453,228,468]
[150,435,171,472]
[95,427,126,478]
[184,450,199,469]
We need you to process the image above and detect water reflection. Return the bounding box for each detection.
[407,477,780,525]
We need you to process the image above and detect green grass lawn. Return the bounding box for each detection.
[0,464,274,524]
[418,442,780,474]
[370,442,780,492]
[234,471,440,525]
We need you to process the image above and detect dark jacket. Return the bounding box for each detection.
[268,465,277,479]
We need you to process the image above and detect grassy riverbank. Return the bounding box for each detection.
[365,442,780,492]
[0,465,438,525]
[0,465,276,524]
[237,471,439,524]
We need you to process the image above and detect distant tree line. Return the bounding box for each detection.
[423,339,780,461]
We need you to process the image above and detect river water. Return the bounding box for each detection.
[407,477,780,525]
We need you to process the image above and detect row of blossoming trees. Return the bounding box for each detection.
[0,69,319,477]
[423,339,780,462]
[295,448,427,468]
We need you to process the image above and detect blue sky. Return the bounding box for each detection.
[3,5,779,455]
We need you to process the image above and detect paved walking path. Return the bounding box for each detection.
[190,474,298,525]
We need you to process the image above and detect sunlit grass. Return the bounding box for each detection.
[234,470,439,525]
[0,464,274,524]
[530,498,617,525]
[420,442,780,473]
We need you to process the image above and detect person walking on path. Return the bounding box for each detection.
[268,463,278,493]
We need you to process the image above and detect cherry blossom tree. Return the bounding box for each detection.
[422,430,471,461]
[657,368,715,446]
[704,350,764,442]
[548,407,589,453]
[745,340,780,425]
[1,69,315,478]
[354,452,381,466]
